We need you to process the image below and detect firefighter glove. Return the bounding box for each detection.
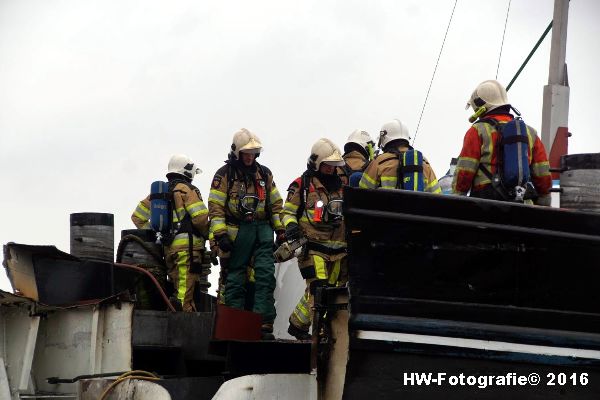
[285,223,301,242]
[275,229,286,246]
[216,235,233,252]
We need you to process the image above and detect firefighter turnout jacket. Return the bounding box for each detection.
[208,161,283,241]
[452,113,552,202]
[359,146,441,193]
[343,150,369,173]
[281,173,346,261]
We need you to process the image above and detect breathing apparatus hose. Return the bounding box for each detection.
[98,370,161,400]
[113,262,176,312]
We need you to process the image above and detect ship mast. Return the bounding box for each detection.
[541,0,570,178]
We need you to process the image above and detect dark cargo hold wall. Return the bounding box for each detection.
[338,187,600,399]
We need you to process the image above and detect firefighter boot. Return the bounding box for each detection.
[261,323,275,341]
[288,323,311,341]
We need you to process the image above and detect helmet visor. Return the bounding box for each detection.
[322,160,345,167]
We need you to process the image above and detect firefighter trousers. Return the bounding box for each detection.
[165,246,210,312]
[224,220,276,323]
[289,254,348,332]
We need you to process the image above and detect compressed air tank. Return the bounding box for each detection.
[70,212,114,262]
[560,153,600,212]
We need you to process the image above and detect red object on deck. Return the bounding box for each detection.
[213,304,262,341]
[549,126,569,180]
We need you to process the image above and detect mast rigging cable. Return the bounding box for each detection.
[496,0,512,80]
[413,0,458,146]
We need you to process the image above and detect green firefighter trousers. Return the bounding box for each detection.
[224,220,276,323]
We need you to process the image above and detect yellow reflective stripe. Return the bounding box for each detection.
[477,124,494,166]
[270,188,282,202]
[282,214,298,226]
[176,252,188,303]
[284,202,299,212]
[456,157,478,173]
[328,259,341,285]
[380,175,397,189]
[226,224,239,241]
[137,202,150,214]
[172,207,186,223]
[186,201,208,218]
[359,172,377,189]
[247,266,255,283]
[314,255,327,280]
[525,125,535,152]
[208,189,226,206]
[171,233,203,247]
[299,215,312,223]
[313,240,346,249]
[532,161,551,176]
[133,210,149,222]
[211,217,227,233]
[271,214,283,230]
[405,151,419,191]
[293,293,311,324]
[426,179,442,194]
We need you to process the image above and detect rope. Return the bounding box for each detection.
[412,0,459,146]
[98,370,160,400]
[496,0,512,80]
[506,20,553,91]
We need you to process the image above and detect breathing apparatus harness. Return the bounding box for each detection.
[223,160,273,227]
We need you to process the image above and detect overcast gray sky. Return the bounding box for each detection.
[1,0,599,292]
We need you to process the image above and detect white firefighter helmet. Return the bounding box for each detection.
[230,128,263,160]
[307,138,345,171]
[346,129,374,150]
[378,119,410,149]
[167,154,202,180]
[466,80,509,112]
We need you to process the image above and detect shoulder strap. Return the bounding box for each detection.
[296,171,310,221]
[257,163,273,226]
[224,164,237,216]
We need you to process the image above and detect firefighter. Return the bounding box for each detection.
[282,138,348,340]
[208,129,284,340]
[359,119,441,193]
[452,80,551,204]
[343,130,375,187]
[131,154,210,312]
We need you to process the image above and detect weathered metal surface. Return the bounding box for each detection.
[156,377,224,400]
[212,374,317,400]
[0,299,133,399]
[318,288,349,400]
[70,213,114,262]
[560,153,600,212]
[131,310,223,376]
[78,378,171,400]
[3,243,114,305]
